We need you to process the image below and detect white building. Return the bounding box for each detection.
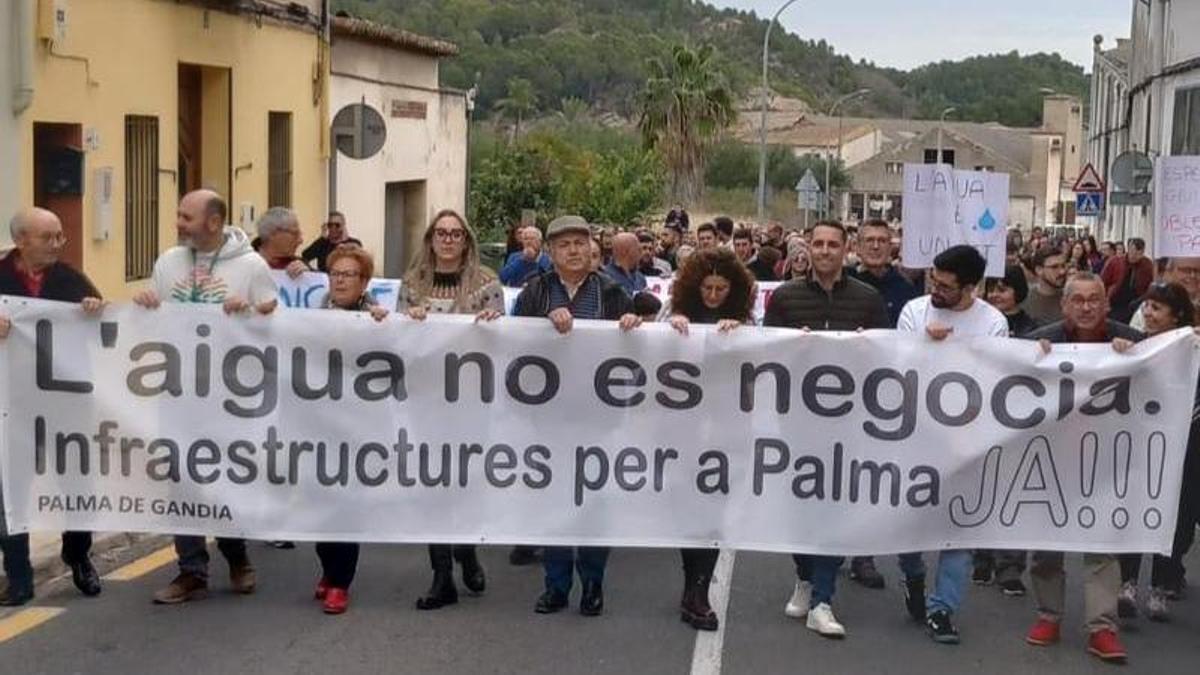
[329,15,468,278]
[1087,0,1200,244]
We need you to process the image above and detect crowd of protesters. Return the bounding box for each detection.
[2,195,1199,666]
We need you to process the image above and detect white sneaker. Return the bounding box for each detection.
[1147,586,1170,622]
[805,602,846,638]
[784,580,812,618]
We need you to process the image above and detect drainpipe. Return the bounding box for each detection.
[13,0,35,114]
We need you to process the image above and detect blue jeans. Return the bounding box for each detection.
[793,554,844,607]
[543,546,609,595]
[898,550,972,614]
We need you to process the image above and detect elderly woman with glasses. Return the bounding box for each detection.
[312,246,389,615]
[400,209,504,610]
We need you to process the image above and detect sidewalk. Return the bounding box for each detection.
[23,531,161,586]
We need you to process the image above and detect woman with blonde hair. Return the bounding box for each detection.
[400,208,504,609]
[401,209,505,318]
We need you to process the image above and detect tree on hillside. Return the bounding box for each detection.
[637,43,736,206]
[495,77,538,142]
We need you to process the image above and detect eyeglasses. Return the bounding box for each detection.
[433,229,466,242]
[1067,296,1105,308]
[33,232,67,245]
[329,270,361,281]
[928,279,962,294]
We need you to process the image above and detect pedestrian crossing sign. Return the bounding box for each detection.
[1076,191,1103,217]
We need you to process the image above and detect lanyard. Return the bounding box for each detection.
[189,234,229,302]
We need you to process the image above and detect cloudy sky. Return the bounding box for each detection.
[711,0,1133,71]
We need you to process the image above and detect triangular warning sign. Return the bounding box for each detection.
[1073,163,1106,192]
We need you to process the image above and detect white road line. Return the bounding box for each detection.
[690,549,737,675]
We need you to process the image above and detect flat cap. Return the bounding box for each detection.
[546,215,591,240]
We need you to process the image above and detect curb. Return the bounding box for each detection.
[31,532,171,588]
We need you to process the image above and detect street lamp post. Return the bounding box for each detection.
[824,88,871,219]
[936,106,957,166]
[757,0,800,221]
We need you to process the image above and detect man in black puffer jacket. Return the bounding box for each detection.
[0,207,105,606]
[764,220,889,639]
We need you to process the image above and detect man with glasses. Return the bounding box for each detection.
[1023,272,1141,663]
[1020,246,1067,325]
[840,219,921,590]
[0,207,105,606]
[255,207,309,280]
[301,211,361,272]
[895,245,1008,645]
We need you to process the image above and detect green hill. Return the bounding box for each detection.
[333,0,1088,128]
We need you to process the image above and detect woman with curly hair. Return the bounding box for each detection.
[665,248,754,631]
[400,209,504,610]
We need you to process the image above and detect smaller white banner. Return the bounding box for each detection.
[272,271,401,310]
[1153,155,1200,257]
[901,164,1008,276]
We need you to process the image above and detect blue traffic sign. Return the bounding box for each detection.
[1076,191,1104,217]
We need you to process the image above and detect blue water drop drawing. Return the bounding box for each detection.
[977,209,997,231]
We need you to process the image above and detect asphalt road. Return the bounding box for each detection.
[2,541,1198,674]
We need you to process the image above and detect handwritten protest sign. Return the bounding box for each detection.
[901,164,1008,277]
[1153,155,1200,257]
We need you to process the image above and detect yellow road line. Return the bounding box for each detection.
[0,607,65,644]
[103,545,177,581]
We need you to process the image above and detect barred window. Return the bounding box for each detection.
[268,112,293,208]
[125,115,159,281]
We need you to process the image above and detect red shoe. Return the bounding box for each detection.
[314,577,331,601]
[1087,629,1127,662]
[1025,618,1061,646]
[322,587,349,615]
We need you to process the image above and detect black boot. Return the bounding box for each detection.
[904,576,927,622]
[580,580,604,616]
[416,570,458,610]
[680,573,719,631]
[457,548,486,595]
[0,581,34,607]
[68,557,102,597]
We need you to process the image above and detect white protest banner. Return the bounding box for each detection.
[2,297,1197,555]
[503,279,783,325]
[901,164,1008,277]
[272,270,402,309]
[1153,155,1200,257]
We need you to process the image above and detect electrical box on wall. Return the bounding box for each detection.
[38,0,69,43]
[239,203,255,231]
[92,167,113,242]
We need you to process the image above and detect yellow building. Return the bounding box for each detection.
[7,0,330,298]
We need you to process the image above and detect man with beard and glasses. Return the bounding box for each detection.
[895,245,1007,645]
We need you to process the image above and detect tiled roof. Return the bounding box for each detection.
[332,15,458,57]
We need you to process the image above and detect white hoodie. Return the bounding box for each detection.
[152,226,277,305]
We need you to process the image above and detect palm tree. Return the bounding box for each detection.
[638,44,736,205]
[495,77,538,142]
[556,97,591,127]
